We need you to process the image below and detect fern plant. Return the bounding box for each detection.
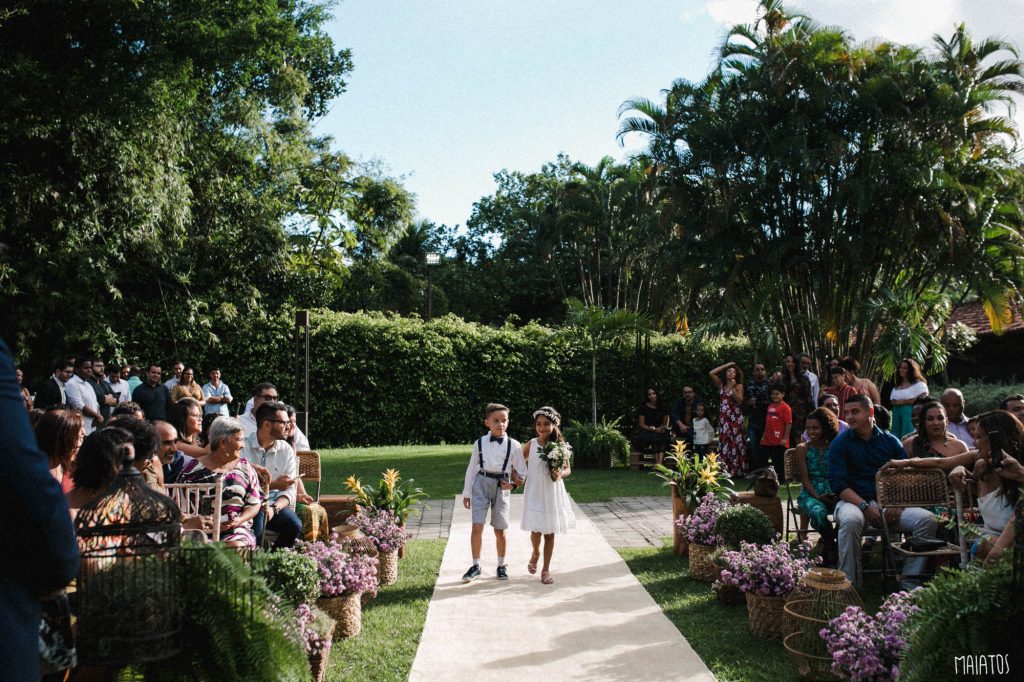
[563,417,630,468]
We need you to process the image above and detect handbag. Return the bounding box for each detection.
[753,466,780,498]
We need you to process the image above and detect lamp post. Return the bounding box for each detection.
[426,252,440,320]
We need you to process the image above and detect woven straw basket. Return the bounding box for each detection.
[688,543,719,582]
[318,592,362,639]
[745,592,787,640]
[378,549,399,585]
[308,621,335,682]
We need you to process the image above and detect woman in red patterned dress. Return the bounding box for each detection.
[709,361,748,477]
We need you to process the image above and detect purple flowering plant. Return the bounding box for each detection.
[294,603,333,656]
[351,508,409,553]
[718,538,818,597]
[677,492,727,546]
[296,533,380,597]
[820,590,921,682]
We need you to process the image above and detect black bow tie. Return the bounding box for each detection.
[489,435,504,444]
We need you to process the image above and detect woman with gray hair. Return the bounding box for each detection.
[178,416,263,548]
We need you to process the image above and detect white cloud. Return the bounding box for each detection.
[703,0,760,26]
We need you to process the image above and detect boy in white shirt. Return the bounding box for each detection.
[461,403,526,582]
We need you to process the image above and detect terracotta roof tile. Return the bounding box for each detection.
[948,301,1024,336]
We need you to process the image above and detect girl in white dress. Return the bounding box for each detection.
[521,406,576,584]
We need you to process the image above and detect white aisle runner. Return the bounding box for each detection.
[409,494,715,681]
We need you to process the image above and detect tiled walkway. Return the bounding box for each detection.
[407,495,673,548]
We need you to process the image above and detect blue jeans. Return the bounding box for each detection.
[748,427,766,471]
[267,506,303,549]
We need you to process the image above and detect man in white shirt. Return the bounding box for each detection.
[106,363,132,404]
[800,353,820,407]
[940,388,974,447]
[202,368,233,416]
[242,401,301,548]
[163,361,184,390]
[240,382,309,444]
[65,358,103,434]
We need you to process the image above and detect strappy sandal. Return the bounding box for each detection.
[527,553,539,574]
[541,571,554,585]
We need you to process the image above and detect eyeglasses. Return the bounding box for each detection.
[266,419,288,425]
[161,439,179,446]
[257,394,278,401]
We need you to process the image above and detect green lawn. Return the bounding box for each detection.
[327,538,446,681]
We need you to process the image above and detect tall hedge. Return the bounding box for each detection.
[291,311,752,446]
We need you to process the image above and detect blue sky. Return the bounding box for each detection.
[318,1,1022,229]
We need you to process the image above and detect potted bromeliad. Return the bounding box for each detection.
[297,534,379,639]
[651,442,733,556]
[351,507,409,585]
[719,539,818,640]
[676,493,726,582]
[345,469,427,557]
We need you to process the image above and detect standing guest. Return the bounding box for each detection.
[171,397,207,459]
[88,358,118,422]
[823,366,860,417]
[242,401,302,549]
[999,394,1024,422]
[691,404,715,456]
[132,364,173,421]
[65,358,103,434]
[839,358,881,405]
[178,417,263,549]
[163,361,184,391]
[760,383,792,476]
[16,368,32,410]
[801,393,850,442]
[796,408,839,564]
[669,385,699,446]
[0,339,79,680]
[202,368,232,416]
[940,388,974,447]
[829,395,939,588]
[903,399,969,459]
[112,401,145,420]
[171,366,206,406]
[632,387,670,465]
[36,359,73,410]
[889,358,929,438]
[745,363,771,471]
[125,365,143,395]
[106,363,132,404]
[710,361,748,477]
[154,421,192,484]
[799,353,820,407]
[873,404,892,433]
[782,353,813,443]
[35,409,84,494]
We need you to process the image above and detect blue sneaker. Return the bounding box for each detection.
[497,564,509,580]
[462,564,482,582]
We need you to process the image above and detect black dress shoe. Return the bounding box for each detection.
[462,564,482,582]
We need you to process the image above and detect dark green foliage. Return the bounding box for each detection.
[901,559,1023,681]
[563,418,630,468]
[714,504,776,549]
[251,550,321,607]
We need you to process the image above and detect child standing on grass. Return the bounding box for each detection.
[760,383,792,477]
[521,406,576,585]
[461,403,526,582]
[691,403,715,456]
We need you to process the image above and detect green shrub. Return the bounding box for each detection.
[563,417,631,468]
[714,504,776,549]
[950,379,1024,415]
[251,550,321,607]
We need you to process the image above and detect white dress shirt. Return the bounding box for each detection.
[66,374,101,433]
[805,371,820,407]
[946,416,974,448]
[461,435,526,499]
[242,432,298,507]
[241,409,309,446]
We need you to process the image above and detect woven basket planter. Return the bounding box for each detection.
[715,583,746,606]
[687,543,719,582]
[378,549,399,585]
[670,483,692,557]
[318,593,362,639]
[745,592,787,640]
[308,621,335,682]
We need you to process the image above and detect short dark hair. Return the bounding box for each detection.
[798,352,811,362]
[768,382,785,395]
[817,393,836,407]
[912,394,935,408]
[107,363,121,374]
[846,394,873,411]
[53,358,71,372]
[873,404,891,431]
[112,401,143,417]
[838,357,861,374]
[252,382,277,398]
[147,363,161,372]
[208,367,221,374]
[75,357,92,369]
[485,403,509,417]
[255,400,289,427]
[1001,394,1024,410]
[829,366,845,376]
[108,416,159,461]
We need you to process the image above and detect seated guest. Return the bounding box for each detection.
[36,359,73,410]
[155,420,192,484]
[171,397,208,458]
[796,408,839,564]
[35,409,84,494]
[132,364,173,421]
[940,388,974,447]
[111,400,145,420]
[801,393,850,442]
[886,410,1021,567]
[170,366,206,407]
[901,395,935,448]
[823,366,861,417]
[239,381,310,445]
[1000,394,1024,422]
[178,417,263,549]
[631,387,670,465]
[284,404,329,541]
[902,399,968,459]
[242,401,302,549]
[66,427,134,518]
[829,394,939,588]
[108,416,163,491]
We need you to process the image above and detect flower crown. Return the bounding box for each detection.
[532,406,561,426]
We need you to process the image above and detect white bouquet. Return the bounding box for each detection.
[541,441,572,481]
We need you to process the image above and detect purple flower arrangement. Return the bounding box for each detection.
[677,492,727,546]
[294,603,332,656]
[820,590,921,682]
[352,508,409,553]
[296,533,380,597]
[718,539,818,597]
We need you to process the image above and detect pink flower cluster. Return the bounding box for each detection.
[820,590,921,682]
[294,603,330,656]
[718,539,818,597]
[677,492,726,546]
[296,534,380,597]
[351,508,409,553]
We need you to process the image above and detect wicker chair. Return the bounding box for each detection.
[165,480,224,542]
[783,448,810,541]
[875,467,962,586]
[297,450,321,501]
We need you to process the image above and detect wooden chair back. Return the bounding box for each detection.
[165,480,224,542]
[297,450,321,501]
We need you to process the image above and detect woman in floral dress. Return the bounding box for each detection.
[709,361,748,477]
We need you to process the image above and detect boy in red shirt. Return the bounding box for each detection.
[760,383,792,477]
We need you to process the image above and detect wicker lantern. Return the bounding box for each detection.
[74,451,183,668]
[783,568,862,680]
